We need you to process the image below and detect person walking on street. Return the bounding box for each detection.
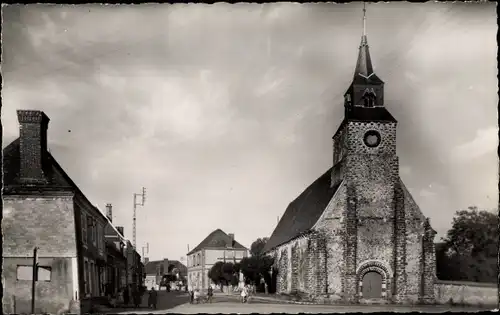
[240,285,248,303]
[133,287,142,308]
[117,289,124,305]
[148,287,158,309]
[193,288,201,304]
[207,285,213,303]
[189,286,194,304]
[123,286,130,306]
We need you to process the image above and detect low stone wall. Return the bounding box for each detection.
[434,280,498,307]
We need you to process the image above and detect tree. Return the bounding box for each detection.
[437,207,498,283]
[240,255,274,288]
[208,262,225,285]
[208,262,235,288]
[250,237,269,257]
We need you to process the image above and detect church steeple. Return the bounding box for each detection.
[354,4,374,79]
[344,3,390,119]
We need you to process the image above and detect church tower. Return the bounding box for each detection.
[331,4,409,303]
[265,3,436,305]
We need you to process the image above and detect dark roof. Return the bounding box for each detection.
[168,260,188,276]
[144,260,163,275]
[355,35,374,77]
[144,259,187,276]
[3,139,72,189]
[3,138,108,222]
[263,167,341,253]
[353,35,384,85]
[346,106,397,123]
[187,229,247,255]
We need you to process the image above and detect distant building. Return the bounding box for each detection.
[2,110,109,314]
[143,258,187,290]
[186,229,249,291]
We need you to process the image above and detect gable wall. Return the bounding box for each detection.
[314,182,346,298]
[400,180,426,301]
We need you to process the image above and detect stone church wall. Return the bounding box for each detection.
[273,235,310,295]
[400,182,427,302]
[314,182,345,300]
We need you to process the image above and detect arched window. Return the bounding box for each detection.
[362,89,376,108]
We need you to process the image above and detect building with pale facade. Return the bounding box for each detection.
[187,229,249,291]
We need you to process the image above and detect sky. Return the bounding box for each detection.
[2,2,498,262]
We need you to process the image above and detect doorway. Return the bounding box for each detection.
[362,271,382,299]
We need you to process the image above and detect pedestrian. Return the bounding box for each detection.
[123,285,130,306]
[240,285,248,303]
[193,288,200,304]
[148,287,158,309]
[207,285,213,303]
[133,287,142,308]
[117,289,124,305]
[189,286,194,304]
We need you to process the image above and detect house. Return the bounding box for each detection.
[2,110,109,314]
[103,203,128,296]
[263,8,436,304]
[125,240,143,290]
[144,258,170,290]
[186,229,249,291]
[143,258,187,290]
[167,260,188,281]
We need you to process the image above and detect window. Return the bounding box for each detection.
[96,225,100,251]
[84,260,89,295]
[82,213,87,244]
[16,265,52,281]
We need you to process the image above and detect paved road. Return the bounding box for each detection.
[101,290,190,314]
[112,292,494,314]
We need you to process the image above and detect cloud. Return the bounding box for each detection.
[451,127,498,162]
[1,2,497,261]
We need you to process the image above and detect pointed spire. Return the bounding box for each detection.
[354,2,374,79]
[363,2,366,37]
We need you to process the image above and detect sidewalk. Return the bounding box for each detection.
[247,293,497,309]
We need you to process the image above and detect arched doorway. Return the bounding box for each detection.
[362,271,383,299]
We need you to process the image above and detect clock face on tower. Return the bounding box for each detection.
[363,130,381,148]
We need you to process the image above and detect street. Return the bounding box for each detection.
[109,292,495,314]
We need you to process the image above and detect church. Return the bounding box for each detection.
[263,7,436,304]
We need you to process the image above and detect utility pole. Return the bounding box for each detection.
[142,243,149,264]
[133,187,146,250]
[31,247,39,314]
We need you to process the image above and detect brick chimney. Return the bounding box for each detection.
[228,233,235,247]
[116,226,124,236]
[17,110,50,184]
[106,203,113,222]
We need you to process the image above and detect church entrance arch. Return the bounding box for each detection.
[357,261,391,301]
[362,271,382,298]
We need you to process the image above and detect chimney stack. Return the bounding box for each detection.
[116,226,124,236]
[17,110,50,184]
[105,203,113,222]
[228,233,235,247]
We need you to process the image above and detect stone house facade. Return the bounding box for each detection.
[187,229,249,291]
[2,109,144,314]
[263,28,436,304]
[2,110,109,314]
